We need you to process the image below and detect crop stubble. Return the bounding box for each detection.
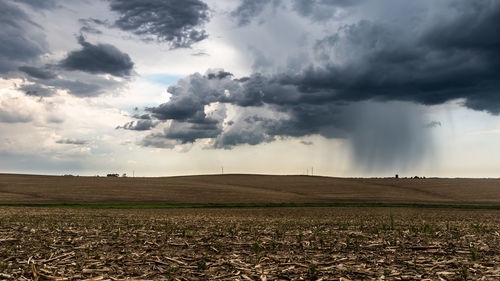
[0,207,499,280]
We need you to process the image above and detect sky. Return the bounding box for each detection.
[1,0,500,178]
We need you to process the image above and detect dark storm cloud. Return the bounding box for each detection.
[136,64,420,148]
[0,1,48,75]
[423,1,500,52]
[232,1,500,114]
[139,71,346,147]
[280,2,500,114]
[464,90,500,114]
[19,66,57,80]
[116,120,158,131]
[108,0,210,48]
[129,0,500,159]
[60,36,134,77]
[56,138,88,145]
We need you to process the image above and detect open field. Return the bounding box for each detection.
[0,174,499,280]
[0,207,499,280]
[1,174,500,206]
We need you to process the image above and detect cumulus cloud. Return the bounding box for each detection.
[129,65,419,154]
[108,0,210,48]
[136,70,342,148]
[146,71,239,122]
[60,35,134,77]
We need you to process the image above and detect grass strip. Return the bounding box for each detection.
[0,202,499,210]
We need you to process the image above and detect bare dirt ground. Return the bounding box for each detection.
[0,207,499,280]
[0,174,499,205]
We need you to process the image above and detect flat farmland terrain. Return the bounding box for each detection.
[1,174,499,280]
[0,174,499,205]
[0,207,499,280]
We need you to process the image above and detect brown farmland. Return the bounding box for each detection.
[0,173,500,205]
[1,174,499,280]
[0,207,499,280]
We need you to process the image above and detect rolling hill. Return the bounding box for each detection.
[0,173,499,205]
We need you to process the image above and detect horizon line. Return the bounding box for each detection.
[0,172,499,180]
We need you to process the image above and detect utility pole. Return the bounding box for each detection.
[311,167,313,176]
[221,166,224,175]
[133,170,135,177]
